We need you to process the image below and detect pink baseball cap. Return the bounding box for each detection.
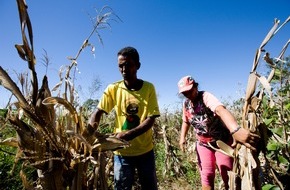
[178,75,195,93]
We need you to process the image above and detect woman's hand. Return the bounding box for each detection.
[179,139,187,152]
[231,127,260,151]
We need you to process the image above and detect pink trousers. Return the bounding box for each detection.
[196,142,233,188]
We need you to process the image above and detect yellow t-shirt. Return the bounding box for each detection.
[97,80,160,156]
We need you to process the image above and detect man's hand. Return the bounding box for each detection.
[115,131,131,141]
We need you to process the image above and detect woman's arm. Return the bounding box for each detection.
[215,105,260,151]
[179,121,190,152]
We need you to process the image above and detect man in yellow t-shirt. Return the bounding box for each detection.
[89,46,160,190]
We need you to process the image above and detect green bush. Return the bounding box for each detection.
[0,147,22,190]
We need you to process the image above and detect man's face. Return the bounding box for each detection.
[118,55,138,80]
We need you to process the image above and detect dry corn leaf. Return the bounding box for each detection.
[0,137,18,147]
[263,52,275,66]
[267,68,276,83]
[259,18,279,49]
[35,76,55,123]
[257,75,274,107]
[42,96,78,123]
[252,49,261,72]
[245,72,257,102]
[274,16,290,36]
[0,66,29,107]
[250,96,260,111]
[247,113,257,131]
[279,39,290,58]
[51,81,63,92]
[15,44,28,61]
[207,140,234,158]
[92,135,130,152]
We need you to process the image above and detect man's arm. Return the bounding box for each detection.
[88,108,106,133]
[116,116,157,141]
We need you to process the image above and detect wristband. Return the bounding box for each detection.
[230,126,241,135]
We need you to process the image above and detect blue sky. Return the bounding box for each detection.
[0,0,289,111]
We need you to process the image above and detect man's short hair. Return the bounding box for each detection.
[118,47,140,69]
